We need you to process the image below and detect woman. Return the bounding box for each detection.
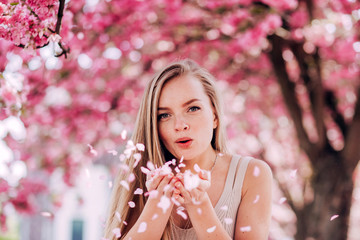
[104,59,272,240]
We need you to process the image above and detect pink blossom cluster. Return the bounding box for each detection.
[0,1,58,47]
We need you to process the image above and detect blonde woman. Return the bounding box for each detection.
[104,59,272,240]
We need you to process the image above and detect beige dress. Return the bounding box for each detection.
[170,155,251,239]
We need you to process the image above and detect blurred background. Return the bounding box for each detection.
[0,0,360,239]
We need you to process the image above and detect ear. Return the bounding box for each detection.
[213,113,218,129]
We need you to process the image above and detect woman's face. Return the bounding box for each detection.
[157,74,218,161]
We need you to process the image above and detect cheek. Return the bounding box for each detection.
[158,122,169,143]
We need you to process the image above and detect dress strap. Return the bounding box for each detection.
[223,155,241,189]
[233,156,252,195]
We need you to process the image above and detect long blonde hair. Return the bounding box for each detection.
[103,59,227,239]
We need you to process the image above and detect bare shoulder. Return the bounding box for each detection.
[242,158,273,194]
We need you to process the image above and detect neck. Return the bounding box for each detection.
[179,149,217,173]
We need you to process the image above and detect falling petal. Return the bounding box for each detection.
[147,161,155,171]
[115,211,121,221]
[123,221,128,225]
[134,188,143,195]
[224,218,233,225]
[152,214,158,220]
[87,144,98,156]
[128,201,136,208]
[136,143,145,151]
[177,210,188,220]
[128,173,135,182]
[121,130,127,140]
[207,226,216,233]
[171,159,176,165]
[175,167,180,173]
[120,180,129,191]
[253,166,260,177]
[85,168,90,178]
[279,197,287,204]
[240,226,251,232]
[108,150,118,156]
[112,228,121,238]
[108,181,113,188]
[330,215,339,221]
[220,205,228,211]
[40,211,53,217]
[253,194,260,204]
[138,222,147,233]
[194,164,201,173]
[197,208,202,215]
[133,153,142,167]
[157,196,171,213]
[178,163,186,168]
[180,156,184,163]
[119,154,126,162]
[146,190,158,199]
[141,167,150,175]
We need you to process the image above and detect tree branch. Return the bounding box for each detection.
[267,34,314,156]
[342,86,360,171]
[289,41,327,150]
[325,90,348,137]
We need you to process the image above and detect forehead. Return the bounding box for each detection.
[158,74,209,105]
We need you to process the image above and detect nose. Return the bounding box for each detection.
[174,117,189,131]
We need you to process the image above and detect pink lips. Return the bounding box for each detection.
[176,137,193,148]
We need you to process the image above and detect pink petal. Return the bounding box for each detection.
[136,143,145,151]
[128,173,135,182]
[134,188,143,195]
[152,214,158,220]
[157,196,171,213]
[279,197,287,204]
[128,201,135,208]
[120,180,129,190]
[224,218,233,225]
[108,150,117,156]
[137,222,147,233]
[194,164,201,172]
[220,205,228,211]
[121,130,127,140]
[330,215,339,221]
[253,194,260,203]
[207,226,216,233]
[176,210,188,220]
[240,226,251,232]
[40,211,53,217]
[112,228,121,238]
[253,166,260,177]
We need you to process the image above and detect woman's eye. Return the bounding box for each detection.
[188,106,200,112]
[158,113,170,120]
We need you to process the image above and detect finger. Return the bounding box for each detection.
[175,181,191,201]
[157,173,174,193]
[146,174,165,191]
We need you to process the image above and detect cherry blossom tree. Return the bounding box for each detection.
[1,0,360,239]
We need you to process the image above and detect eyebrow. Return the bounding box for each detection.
[158,98,201,111]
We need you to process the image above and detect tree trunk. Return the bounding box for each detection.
[295,152,353,240]
[267,34,356,240]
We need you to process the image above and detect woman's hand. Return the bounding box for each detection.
[173,170,211,206]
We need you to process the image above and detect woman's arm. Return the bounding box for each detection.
[234,159,273,240]
[123,173,177,240]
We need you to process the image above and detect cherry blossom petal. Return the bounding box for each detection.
[121,130,127,140]
[253,194,260,203]
[128,173,135,182]
[240,226,252,232]
[128,201,135,208]
[224,218,233,225]
[220,205,228,211]
[120,180,129,191]
[136,143,145,151]
[134,188,143,195]
[157,195,171,213]
[112,227,121,238]
[253,166,260,177]
[330,215,339,221]
[138,222,147,233]
[176,210,188,220]
[207,226,216,233]
[279,197,287,204]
